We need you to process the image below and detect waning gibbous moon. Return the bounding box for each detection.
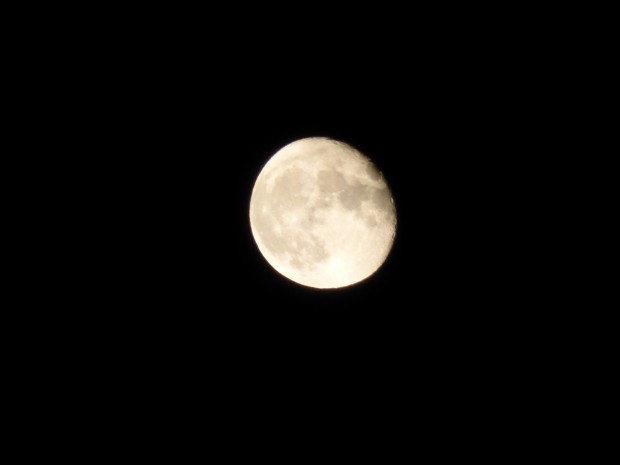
[249,137,397,289]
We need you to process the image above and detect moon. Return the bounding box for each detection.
[249,137,397,289]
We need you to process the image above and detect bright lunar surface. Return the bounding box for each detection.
[249,137,397,289]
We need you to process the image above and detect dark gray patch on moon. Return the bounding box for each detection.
[304,207,325,227]
[339,183,370,210]
[365,216,378,228]
[371,186,394,213]
[317,170,347,193]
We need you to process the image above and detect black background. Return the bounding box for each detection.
[33,7,567,448]
[81,51,538,395]
[92,47,533,344]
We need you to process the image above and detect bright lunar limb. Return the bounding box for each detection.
[249,137,397,289]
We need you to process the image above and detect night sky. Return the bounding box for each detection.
[59,12,555,447]
[102,82,530,365]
